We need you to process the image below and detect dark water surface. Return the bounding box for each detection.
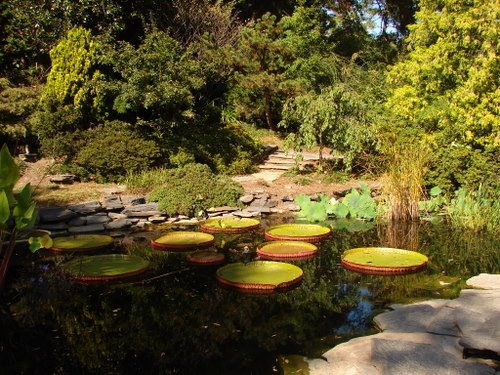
[1,217,498,374]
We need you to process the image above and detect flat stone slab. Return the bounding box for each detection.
[310,332,493,375]
[207,206,238,213]
[68,217,87,226]
[37,222,68,231]
[120,196,146,206]
[122,203,161,217]
[374,300,449,333]
[232,210,260,218]
[68,201,102,215]
[86,215,111,225]
[39,207,77,223]
[466,274,500,290]
[239,194,254,204]
[245,206,271,214]
[68,224,105,234]
[49,174,77,184]
[104,219,133,230]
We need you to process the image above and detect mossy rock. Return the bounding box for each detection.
[61,254,149,282]
[200,217,260,234]
[341,247,428,275]
[151,231,214,251]
[216,261,303,293]
[257,241,318,260]
[50,234,114,253]
[264,224,331,243]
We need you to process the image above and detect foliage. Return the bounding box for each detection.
[145,164,244,216]
[0,144,51,291]
[295,183,377,222]
[447,186,500,233]
[71,121,161,182]
[418,186,446,215]
[386,0,499,188]
[382,141,428,221]
[0,78,41,147]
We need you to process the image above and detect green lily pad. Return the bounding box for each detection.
[264,224,331,243]
[257,241,318,260]
[216,261,303,293]
[200,217,260,233]
[61,254,149,282]
[50,234,114,253]
[341,247,428,275]
[151,231,214,251]
[186,250,225,265]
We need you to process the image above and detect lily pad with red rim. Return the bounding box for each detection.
[61,254,150,282]
[264,224,331,243]
[151,231,214,251]
[186,250,225,265]
[50,234,114,253]
[257,241,318,260]
[341,247,428,275]
[200,217,260,234]
[216,261,303,293]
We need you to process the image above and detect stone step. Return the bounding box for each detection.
[272,151,334,161]
[258,163,297,171]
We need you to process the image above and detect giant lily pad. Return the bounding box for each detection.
[200,217,260,234]
[186,250,225,265]
[61,254,149,282]
[264,224,331,243]
[151,231,214,251]
[257,241,318,260]
[341,247,428,275]
[216,261,303,293]
[50,234,114,253]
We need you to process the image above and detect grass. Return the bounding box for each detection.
[383,142,428,221]
[32,183,121,207]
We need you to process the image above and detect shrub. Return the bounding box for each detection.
[73,121,160,182]
[146,164,243,216]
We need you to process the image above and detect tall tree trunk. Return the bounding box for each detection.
[263,92,274,130]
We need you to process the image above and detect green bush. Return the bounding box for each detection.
[73,121,160,182]
[146,164,243,216]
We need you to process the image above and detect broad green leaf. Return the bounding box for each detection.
[0,190,9,225]
[294,194,311,209]
[15,204,37,230]
[29,234,53,253]
[0,144,20,189]
[430,186,442,197]
[16,184,33,211]
[332,202,349,218]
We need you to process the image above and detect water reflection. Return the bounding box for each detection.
[1,219,498,374]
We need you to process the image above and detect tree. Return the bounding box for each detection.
[386,0,499,189]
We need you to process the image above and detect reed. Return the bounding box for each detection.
[382,142,428,221]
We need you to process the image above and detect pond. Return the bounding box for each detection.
[1,216,498,374]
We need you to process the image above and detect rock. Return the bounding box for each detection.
[104,218,133,230]
[122,203,161,217]
[49,230,69,238]
[37,222,68,231]
[245,206,271,214]
[121,196,146,206]
[233,210,260,218]
[108,212,127,220]
[86,215,111,225]
[99,186,125,195]
[68,201,102,215]
[426,306,460,337]
[39,207,77,223]
[103,201,124,212]
[177,215,189,220]
[207,206,238,213]
[49,174,77,184]
[281,202,300,211]
[281,195,294,202]
[466,274,500,289]
[68,224,105,234]
[148,216,167,223]
[374,300,449,333]
[239,194,254,204]
[68,217,87,226]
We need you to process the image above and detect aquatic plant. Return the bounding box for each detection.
[0,144,52,291]
[295,183,377,222]
[447,186,500,233]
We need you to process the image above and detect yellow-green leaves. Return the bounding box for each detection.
[0,190,9,227]
[0,144,20,190]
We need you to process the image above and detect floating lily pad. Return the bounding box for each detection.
[186,250,225,265]
[216,261,303,293]
[151,231,214,251]
[264,224,331,243]
[200,217,260,234]
[50,234,114,253]
[257,241,318,260]
[341,247,428,275]
[61,254,149,282]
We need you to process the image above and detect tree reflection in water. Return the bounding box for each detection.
[1,220,498,374]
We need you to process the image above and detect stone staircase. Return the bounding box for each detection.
[258,149,335,171]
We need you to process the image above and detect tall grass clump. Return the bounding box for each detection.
[125,168,174,193]
[383,142,428,221]
[447,186,500,233]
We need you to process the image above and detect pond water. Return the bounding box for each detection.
[1,216,498,374]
